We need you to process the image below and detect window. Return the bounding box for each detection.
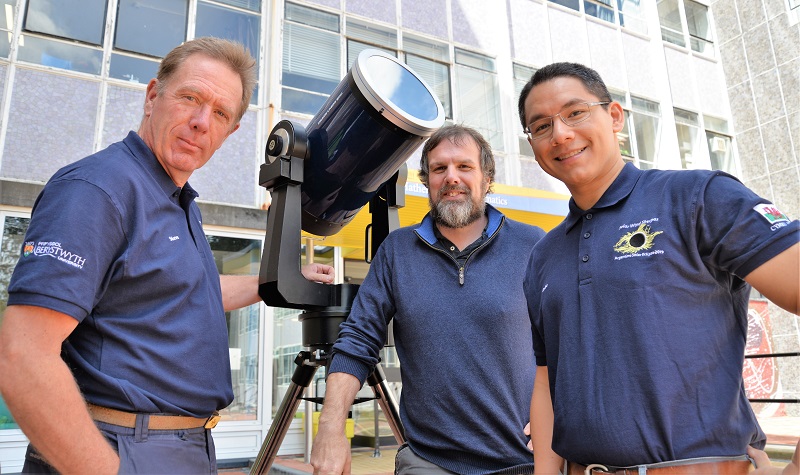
[514,63,537,157]
[630,96,661,169]
[684,0,712,54]
[18,0,106,74]
[657,0,714,54]
[196,0,261,103]
[617,0,648,33]
[0,0,15,58]
[207,233,264,422]
[548,0,648,33]
[0,213,32,431]
[704,116,734,174]
[403,34,452,119]
[674,108,701,169]
[585,0,615,23]
[25,0,106,45]
[454,48,503,151]
[281,2,341,115]
[346,19,396,69]
[115,0,188,58]
[657,0,684,47]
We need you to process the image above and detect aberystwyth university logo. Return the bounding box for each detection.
[614,220,664,260]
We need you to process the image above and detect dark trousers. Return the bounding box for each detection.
[23,418,217,474]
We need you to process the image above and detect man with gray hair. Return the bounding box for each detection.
[0,37,332,474]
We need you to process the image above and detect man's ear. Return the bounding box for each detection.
[609,101,625,133]
[143,79,159,117]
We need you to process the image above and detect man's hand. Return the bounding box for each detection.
[302,263,335,284]
[748,441,799,475]
[524,422,533,451]
[310,427,352,475]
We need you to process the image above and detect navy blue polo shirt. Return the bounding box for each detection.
[9,132,233,417]
[524,163,799,466]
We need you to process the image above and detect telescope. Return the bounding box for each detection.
[251,49,445,473]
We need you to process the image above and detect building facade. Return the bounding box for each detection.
[0,0,797,471]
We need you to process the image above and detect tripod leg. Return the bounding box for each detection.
[250,354,320,475]
[366,364,405,445]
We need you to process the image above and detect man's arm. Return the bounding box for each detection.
[219,264,334,312]
[531,366,563,475]
[0,305,120,474]
[744,243,799,315]
[310,372,362,475]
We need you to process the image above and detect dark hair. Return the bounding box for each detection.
[156,37,257,123]
[418,124,495,194]
[517,62,612,130]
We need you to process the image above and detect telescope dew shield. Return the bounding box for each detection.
[300,49,445,236]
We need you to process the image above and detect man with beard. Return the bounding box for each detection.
[310,125,545,475]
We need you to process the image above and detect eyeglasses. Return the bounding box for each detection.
[524,101,611,141]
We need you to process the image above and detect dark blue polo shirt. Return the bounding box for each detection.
[524,163,799,466]
[9,132,233,417]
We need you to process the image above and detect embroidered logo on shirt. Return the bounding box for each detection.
[169,236,180,241]
[25,241,86,269]
[753,204,790,231]
[613,223,664,258]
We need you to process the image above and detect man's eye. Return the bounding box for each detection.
[567,108,586,119]
[533,122,550,133]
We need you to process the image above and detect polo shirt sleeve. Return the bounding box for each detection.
[8,178,127,321]
[695,172,799,279]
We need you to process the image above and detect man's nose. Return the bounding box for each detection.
[190,105,211,132]
[550,116,573,144]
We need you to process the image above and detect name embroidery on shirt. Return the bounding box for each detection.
[23,241,86,269]
[613,222,664,259]
[753,204,790,231]
[169,236,180,241]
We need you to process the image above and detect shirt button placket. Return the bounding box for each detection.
[578,213,593,281]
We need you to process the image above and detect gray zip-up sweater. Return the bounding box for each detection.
[330,205,544,474]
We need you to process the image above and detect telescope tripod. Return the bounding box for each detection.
[250,348,405,474]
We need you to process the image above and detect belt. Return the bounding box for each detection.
[568,457,753,475]
[86,403,221,430]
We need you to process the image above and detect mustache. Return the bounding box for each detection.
[438,184,470,198]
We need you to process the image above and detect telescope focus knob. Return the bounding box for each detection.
[267,134,284,157]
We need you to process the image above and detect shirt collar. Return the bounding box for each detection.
[562,162,643,233]
[416,203,504,246]
[122,131,198,202]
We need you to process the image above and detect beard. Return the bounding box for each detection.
[430,184,487,229]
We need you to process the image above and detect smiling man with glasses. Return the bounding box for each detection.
[518,62,799,475]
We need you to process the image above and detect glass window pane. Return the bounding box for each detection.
[285,2,339,32]
[513,63,536,101]
[281,87,330,116]
[706,131,734,173]
[0,215,31,431]
[282,22,340,96]
[196,1,260,64]
[685,0,711,40]
[584,1,615,22]
[549,0,580,11]
[407,54,451,119]
[403,34,449,63]
[115,0,188,58]
[17,34,103,74]
[213,0,261,12]
[632,111,659,168]
[24,0,106,46]
[109,52,159,84]
[206,234,263,422]
[455,48,495,72]
[455,63,503,151]
[618,0,648,34]
[347,40,395,70]
[346,19,396,49]
[657,0,685,47]
[676,122,699,169]
[703,115,729,134]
